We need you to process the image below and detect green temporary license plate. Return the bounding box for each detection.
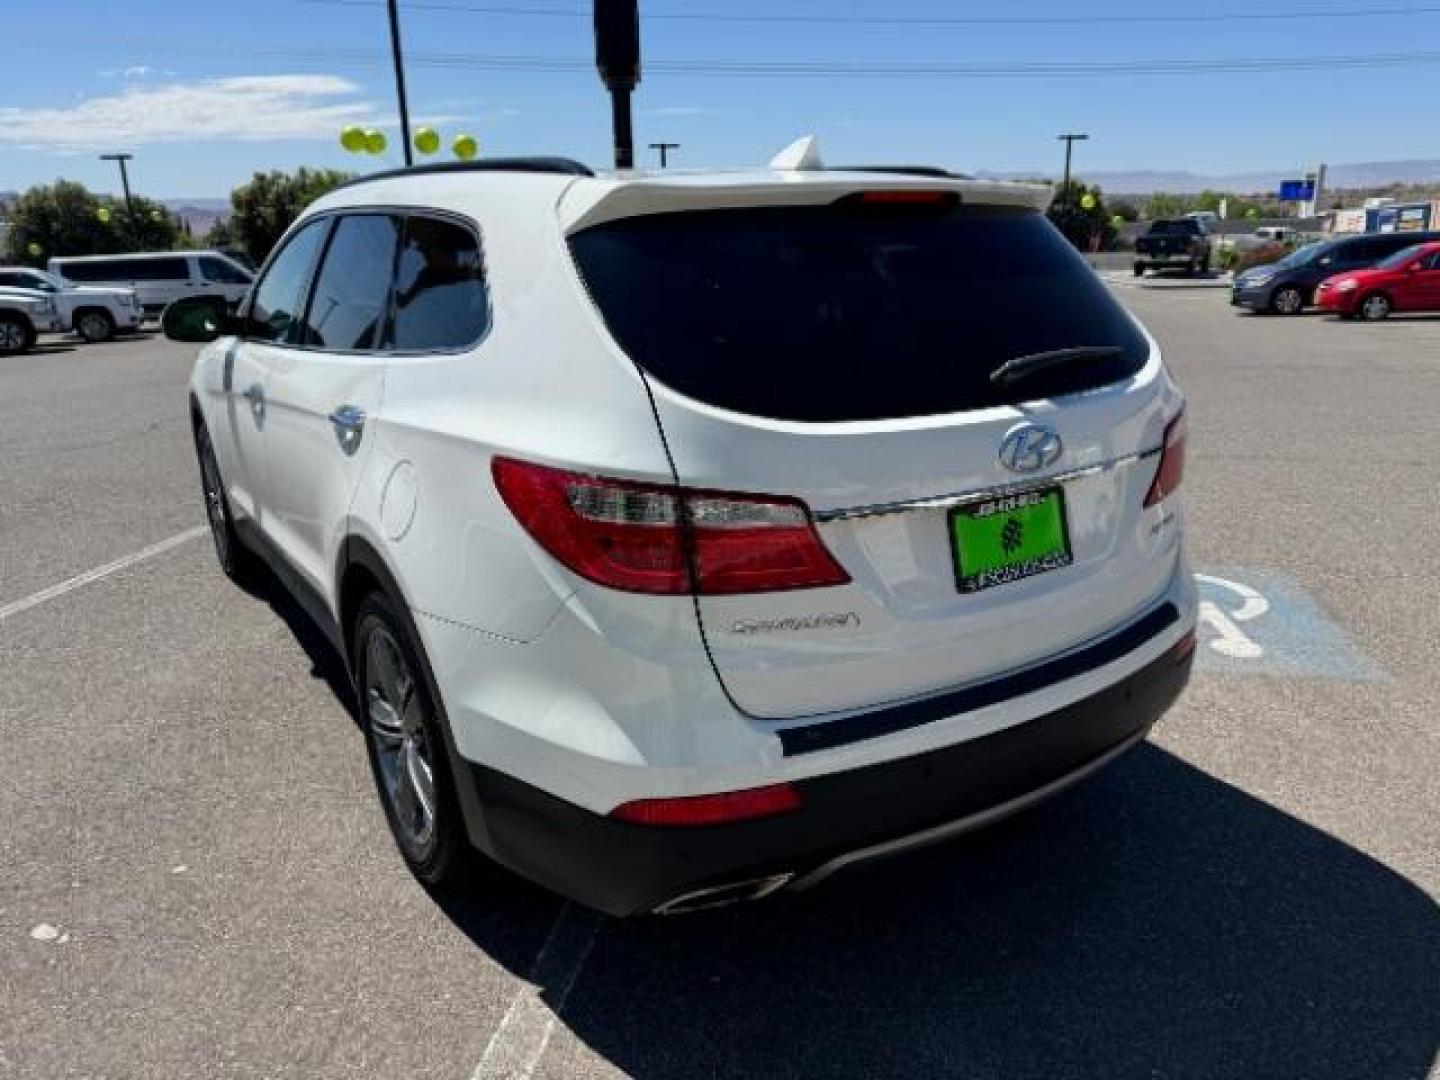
[949,486,1073,594]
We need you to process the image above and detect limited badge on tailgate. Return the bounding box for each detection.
[950,486,1073,593]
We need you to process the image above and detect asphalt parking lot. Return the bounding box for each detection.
[3,294,1438,1080]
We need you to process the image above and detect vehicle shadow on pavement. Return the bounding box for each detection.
[495,744,1439,1079]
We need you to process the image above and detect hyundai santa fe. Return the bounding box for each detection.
[164,157,1196,916]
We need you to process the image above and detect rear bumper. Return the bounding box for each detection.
[460,635,1195,916]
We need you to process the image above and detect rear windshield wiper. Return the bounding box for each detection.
[989,345,1123,386]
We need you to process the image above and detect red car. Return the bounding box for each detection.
[1317,239,1440,320]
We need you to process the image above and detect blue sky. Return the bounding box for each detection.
[4,0,1440,197]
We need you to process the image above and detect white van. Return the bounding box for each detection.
[48,251,253,316]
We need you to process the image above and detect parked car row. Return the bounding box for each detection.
[0,249,255,355]
[1231,230,1440,319]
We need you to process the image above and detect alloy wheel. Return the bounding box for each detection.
[1273,288,1303,315]
[0,319,25,351]
[196,428,231,567]
[364,626,437,856]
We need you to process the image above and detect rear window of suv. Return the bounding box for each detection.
[568,202,1149,422]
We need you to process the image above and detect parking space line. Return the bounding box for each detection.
[0,526,208,625]
[471,903,603,1080]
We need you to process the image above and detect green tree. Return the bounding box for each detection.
[1142,192,1189,219]
[228,168,353,264]
[1047,182,1116,252]
[202,216,236,250]
[3,181,181,265]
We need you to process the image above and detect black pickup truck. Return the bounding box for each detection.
[1134,219,1213,277]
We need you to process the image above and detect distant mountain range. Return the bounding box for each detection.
[975,159,1440,195]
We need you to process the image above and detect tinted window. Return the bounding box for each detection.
[127,258,190,281]
[199,256,252,285]
[59,261,124,281]
[301,214,399,350]
[569,203,1150,422]
[1377,244,1426,270]
[1148,220,1199,236]
[247,219,329,343]
[390,216,488,350]
[0,272,33,289]
[1421,249,1440,270]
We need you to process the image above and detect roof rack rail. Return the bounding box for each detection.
[831,165,970,179]
[333,157,594,192]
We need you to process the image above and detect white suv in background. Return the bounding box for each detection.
[0,267,142,342]
[49,250,253,316]
[0,288,64,354]
[166,156,1196,916]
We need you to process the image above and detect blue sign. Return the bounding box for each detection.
[1279,180,1315,201]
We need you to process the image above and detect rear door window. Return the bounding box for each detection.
[389,215,489,351]
[300,214,400,351]
[128,258,190,281]
[569,202,1149,422]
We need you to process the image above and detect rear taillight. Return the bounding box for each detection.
[611,783,803,826]
[491,457,850,595]
[1144,408,1187,507]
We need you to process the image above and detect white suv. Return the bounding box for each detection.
[0,267,143,342]
[166,157,1196,915]
[0,288,64,353]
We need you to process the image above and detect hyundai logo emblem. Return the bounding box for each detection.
[998,423,1063,473]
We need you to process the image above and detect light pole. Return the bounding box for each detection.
[595,0,641,169]
[1057,132,1089,195]
[386,0,414,165]
[649,142,679,168]
[99,153,137,241]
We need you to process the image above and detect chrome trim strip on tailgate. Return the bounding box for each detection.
[812,447,1159,523]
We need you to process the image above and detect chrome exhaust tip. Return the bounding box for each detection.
[652,873,794,915]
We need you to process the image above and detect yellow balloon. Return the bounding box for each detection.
[413,127,440,155]
[364,129,387,154]
[27,241,43,257]
[452,134,478,161]
[340,125,367,153]
[96,206,112,224]
[1080,193,1097,210]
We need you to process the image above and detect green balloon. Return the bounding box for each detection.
[452,133,478,161]
[1111,215,1126,228]
[1245,207,1260,219]
[364,129,387,154]
[340,125,367,153]
[414,126,441,155]
[150,209,164,222]
[97,206,112,224]
[1080,193,1097,210]
[27,241,42,257]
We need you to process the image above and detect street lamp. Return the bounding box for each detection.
[99,152,136,225]
[648,142,680,168]
[1057,132,1089,194]
[594,0,641,168]
[386,0,414,166]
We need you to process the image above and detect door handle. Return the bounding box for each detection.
[328,405,367,454]
[242,383,265,422]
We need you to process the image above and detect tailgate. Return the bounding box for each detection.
[567,187,1184,719]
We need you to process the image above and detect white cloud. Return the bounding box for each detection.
[0,75,380,151]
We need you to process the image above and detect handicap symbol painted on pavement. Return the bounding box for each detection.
[1195,568,1383,681]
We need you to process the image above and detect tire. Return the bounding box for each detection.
[0,313,36,355]
[1270,286,1305,315]
[1358,293,1391,322]
[193,418,254,582]
[353,590,466,888]
[1133,262,1145,277]
[74,308,115,343]
[1186,259,1198,276]
[1199,255,1212,274]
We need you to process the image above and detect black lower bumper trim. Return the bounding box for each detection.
[779,602,1178,755]
[458,638,1194,917]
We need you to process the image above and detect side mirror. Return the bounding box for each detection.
[162,296,238,343]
